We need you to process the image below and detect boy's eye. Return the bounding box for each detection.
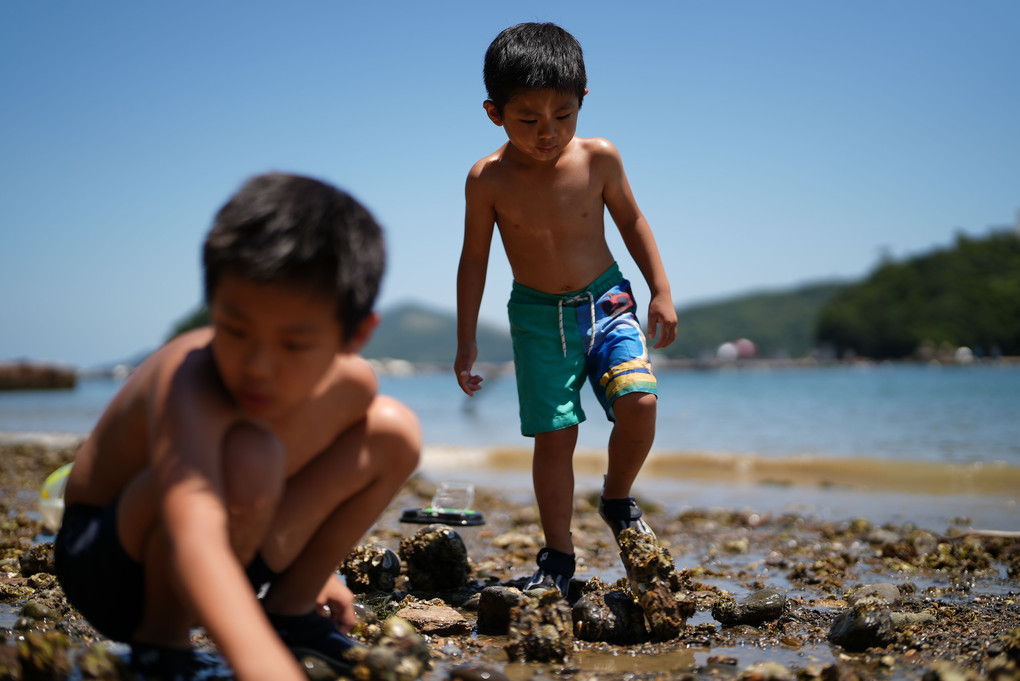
[520,119,537,125]
[557,113,573,121]
[284,341,313,353]
[220,323,245,338]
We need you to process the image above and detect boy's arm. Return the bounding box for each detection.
[455,166,497,396]
[598,140,678,349]
[152,354,306,681]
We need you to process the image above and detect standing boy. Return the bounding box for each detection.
[55,172,421,680]
[455,23,677,596]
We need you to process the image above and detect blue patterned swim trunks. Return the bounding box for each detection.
[507,262,657,436]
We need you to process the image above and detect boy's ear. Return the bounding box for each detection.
[343,312,380,353]
[483,100,503,127]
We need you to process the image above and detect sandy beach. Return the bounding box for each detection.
[2,437,1018,680]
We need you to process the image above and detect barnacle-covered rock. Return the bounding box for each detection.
[712,587,791,626]
[572,585,648,644]
[342,544,402,593]
[346,615,432,681]
[505,589,573,662]
[618,527,694,640]
[398,524,469,591]
[18,541,55,577]
[16,630,73,680]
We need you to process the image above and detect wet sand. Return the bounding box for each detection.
[2,438,1018,680]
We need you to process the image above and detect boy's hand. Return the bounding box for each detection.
[317,573,358,633]
[454,344,483,396]
[647,294,678,349]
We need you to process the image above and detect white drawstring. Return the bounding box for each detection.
[557,291,596,357]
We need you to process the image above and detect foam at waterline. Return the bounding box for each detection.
[420,446,1020,497]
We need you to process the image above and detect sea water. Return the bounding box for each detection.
[1,362,1018,464]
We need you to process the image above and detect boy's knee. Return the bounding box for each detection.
[367,396,422,473]
[222,421,286,514]
[613,392,657,422]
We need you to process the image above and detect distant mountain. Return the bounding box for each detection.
[163,284,850,366]
[662,281,850,360]
[363,302,513,364]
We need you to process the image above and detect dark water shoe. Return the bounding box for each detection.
[268,610,363,676]
[599,496,656,544]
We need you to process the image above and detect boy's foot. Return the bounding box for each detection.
[599,496,656,544]
[129,643,198,681]
[268,611,363,676]
[523,547,575,598]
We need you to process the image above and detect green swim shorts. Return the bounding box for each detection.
[508,262,657,436]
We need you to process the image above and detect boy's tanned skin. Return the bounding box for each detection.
[456,25,677,572]
[58,174,421,680]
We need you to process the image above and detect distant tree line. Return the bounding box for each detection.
[815,230,1020,359]
[165,230,1020,363]
[660,282,847,360]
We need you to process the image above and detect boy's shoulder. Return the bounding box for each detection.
[468,144,510,179]
[575,135,620,159]
[468,136,619,177]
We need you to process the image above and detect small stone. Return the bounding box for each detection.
[828,604,897,652]
[846,583,901,607]
[394,602,472,637]
[448,664,510,681]
[713,588,791,626]
[476,586,525,636]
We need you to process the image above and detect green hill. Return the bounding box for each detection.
[661,281,849,360]
[169,228,1020,366]
[815,230,1020,359]
[363,302,512,364]
[166,286,844,364]
[166,302,513,365]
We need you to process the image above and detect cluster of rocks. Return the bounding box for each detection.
[2,445,1020,681]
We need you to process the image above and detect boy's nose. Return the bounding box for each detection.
[243,343,274,379]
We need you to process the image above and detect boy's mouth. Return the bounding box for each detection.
[237,388,272,412]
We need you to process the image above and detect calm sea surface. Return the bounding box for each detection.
[1,363,1018,465]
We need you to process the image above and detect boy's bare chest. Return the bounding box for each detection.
[495,170,602,228]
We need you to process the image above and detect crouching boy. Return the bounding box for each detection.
[55,172,421,681]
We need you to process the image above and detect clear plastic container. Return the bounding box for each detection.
[431,481,475,512]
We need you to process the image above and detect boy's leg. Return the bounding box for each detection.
[525,425,578,596]
[532,425,578,555]
[601,391,658,541]
[120,422,286,649]
[604,392,657,499]
[257,395,420,616]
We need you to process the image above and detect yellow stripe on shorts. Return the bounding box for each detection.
[600,360,656,401]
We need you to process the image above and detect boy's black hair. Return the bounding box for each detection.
[203,172,385,342]
[484,22,587,114]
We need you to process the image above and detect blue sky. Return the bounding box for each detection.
[2,1,1018,368]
